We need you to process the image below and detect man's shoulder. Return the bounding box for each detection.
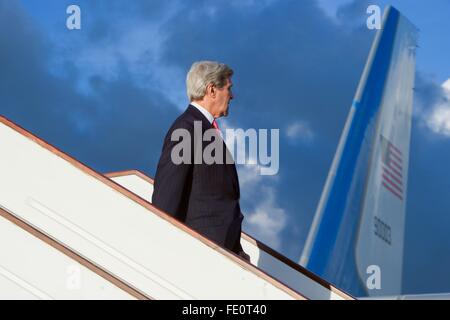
[172,108,196,129]
[168,105,207,132]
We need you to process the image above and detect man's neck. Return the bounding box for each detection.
[192,100,220,118]
[191,101,215,124]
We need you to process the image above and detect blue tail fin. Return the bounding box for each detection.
[300,6,418,297]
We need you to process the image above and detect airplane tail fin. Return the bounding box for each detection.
[300,6,418,296]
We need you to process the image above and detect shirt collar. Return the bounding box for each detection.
[190,102,215,124]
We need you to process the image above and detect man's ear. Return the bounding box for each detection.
[206,83,216,98]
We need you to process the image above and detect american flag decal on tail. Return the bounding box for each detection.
[380,135,403,201]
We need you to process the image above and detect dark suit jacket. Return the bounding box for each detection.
[152,105,245,254]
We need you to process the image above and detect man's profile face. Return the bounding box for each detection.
[215,78,233,117]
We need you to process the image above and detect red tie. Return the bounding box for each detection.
[212,119,221,134]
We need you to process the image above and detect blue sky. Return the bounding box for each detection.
[2,0,450,295]
[318,0,450,83]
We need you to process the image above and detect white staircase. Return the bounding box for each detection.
[0,116,352,300]
[107,170,352,300]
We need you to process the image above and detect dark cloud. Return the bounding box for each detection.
[0,0,176,177]
[2,0,450,295]
[159,0,374,257]
[81,0,175,43]
[77,70,176,172]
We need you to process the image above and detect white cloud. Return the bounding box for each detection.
[316,0,354,21]
[222,119,259,165]
[236,164,285,251]
[426,79,450,136]
[286,120,314,142]
[238,163,263,189]
[222,120,287,250]
[245,186,287,250]
[428,106,450,136]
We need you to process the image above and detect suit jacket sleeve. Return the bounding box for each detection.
[151,125,193,221]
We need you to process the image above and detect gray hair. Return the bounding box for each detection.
[186,61,233,101]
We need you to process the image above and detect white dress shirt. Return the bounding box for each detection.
[190,102,225,140]
[191,102,214,124]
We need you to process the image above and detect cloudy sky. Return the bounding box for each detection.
[2,0,450,295]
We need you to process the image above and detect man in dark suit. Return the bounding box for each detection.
[152,61,250,261]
